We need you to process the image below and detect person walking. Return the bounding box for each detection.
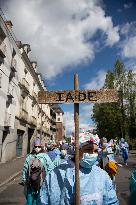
[21,138,54,205]
[119,138,129,165]
[40,134,119,205]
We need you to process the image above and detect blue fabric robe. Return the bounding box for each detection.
[40,160,119,205]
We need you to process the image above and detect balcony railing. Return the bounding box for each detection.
[7,84,14,98]
[22,78,29,88]
[11,58,17,72]
[19,78,30,93]
[32,90,38,101]
[37,122,42,130]
[20,109,28,121]
[30,116,37,126]
[0,42,6,56]
[43,127,50,135]
[50,117,56,123]
[4,112,11,127]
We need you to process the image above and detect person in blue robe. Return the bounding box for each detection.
[40,134,119,205]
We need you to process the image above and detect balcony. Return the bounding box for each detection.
[30,116,37,126]
[11,58,17,72]
[0,42,6,65]
[37,122,42,130]
[4,112,11,127]
[50,116,56,123]
[7,84,14,102]
[43,126,50,135]
[20,109,28,121]
[22,78,29,89]
[0,42,6,56]
[32,90,38,103]
[38,108,44,117]
[19,78,30,95]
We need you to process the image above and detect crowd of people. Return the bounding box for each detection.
[21,132,135,205]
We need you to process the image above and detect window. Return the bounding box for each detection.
[0,42,6,55]
[0,42,6,65]
[12,48,16,58]
[58,118,60,121]
[0,27,6,65]
[0,27,6,45]
[10,58,17,77]
[24,68,28,75]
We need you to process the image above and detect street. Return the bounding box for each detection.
[116,154,135,205]
[0,154,135,205]
[0,175,25,205]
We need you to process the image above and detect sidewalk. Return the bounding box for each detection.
[0,157,25,187]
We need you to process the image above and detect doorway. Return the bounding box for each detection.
[27,128,34,154]
[16,130,24,157]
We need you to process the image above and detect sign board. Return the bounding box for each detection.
[38,89,118,104]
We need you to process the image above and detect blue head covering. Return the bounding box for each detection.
[34,138,41,146]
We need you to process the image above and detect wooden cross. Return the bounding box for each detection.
[38,73,118,205]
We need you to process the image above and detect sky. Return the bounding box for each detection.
[0,0,136,135]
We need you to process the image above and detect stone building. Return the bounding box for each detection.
[0,15,53,163]
[52,104,65,143]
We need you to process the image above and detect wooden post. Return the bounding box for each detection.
[74,73,80,205]
[40,104,43,140]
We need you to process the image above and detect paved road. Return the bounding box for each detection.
[116,154,136,205]
[0,176,25,205]
[0,154,135,205]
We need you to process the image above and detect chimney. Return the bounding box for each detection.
[5,21,13,29]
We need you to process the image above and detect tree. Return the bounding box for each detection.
[92,103,122,140]
[124,70,136,138]
[92,59,135,140]
[92,63,123,140]
[114,59,128,138]
[104,71,115,89]
[92,59,136,141]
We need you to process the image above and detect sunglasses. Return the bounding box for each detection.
[34,146,41,148]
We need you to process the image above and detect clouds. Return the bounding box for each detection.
[124,59,136,73]
[124,3,133,9]
[120,21,136,59]
[121,36,136,58]
[63,111,74,135]
[118,2,133,12]
[2,0,119,79]
[63,69,107,134]
[84,70,106,90]
[63,106,95,135]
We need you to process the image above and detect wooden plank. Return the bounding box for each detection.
[38,89,118,104]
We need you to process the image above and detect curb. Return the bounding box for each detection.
[0,170,22,188]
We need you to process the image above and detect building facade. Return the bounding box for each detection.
[52,105,65,143]
[0,16,54,162]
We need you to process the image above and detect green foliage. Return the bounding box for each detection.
[92,103,123,140]
[92,59,136,140]
[104,71,115,89]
